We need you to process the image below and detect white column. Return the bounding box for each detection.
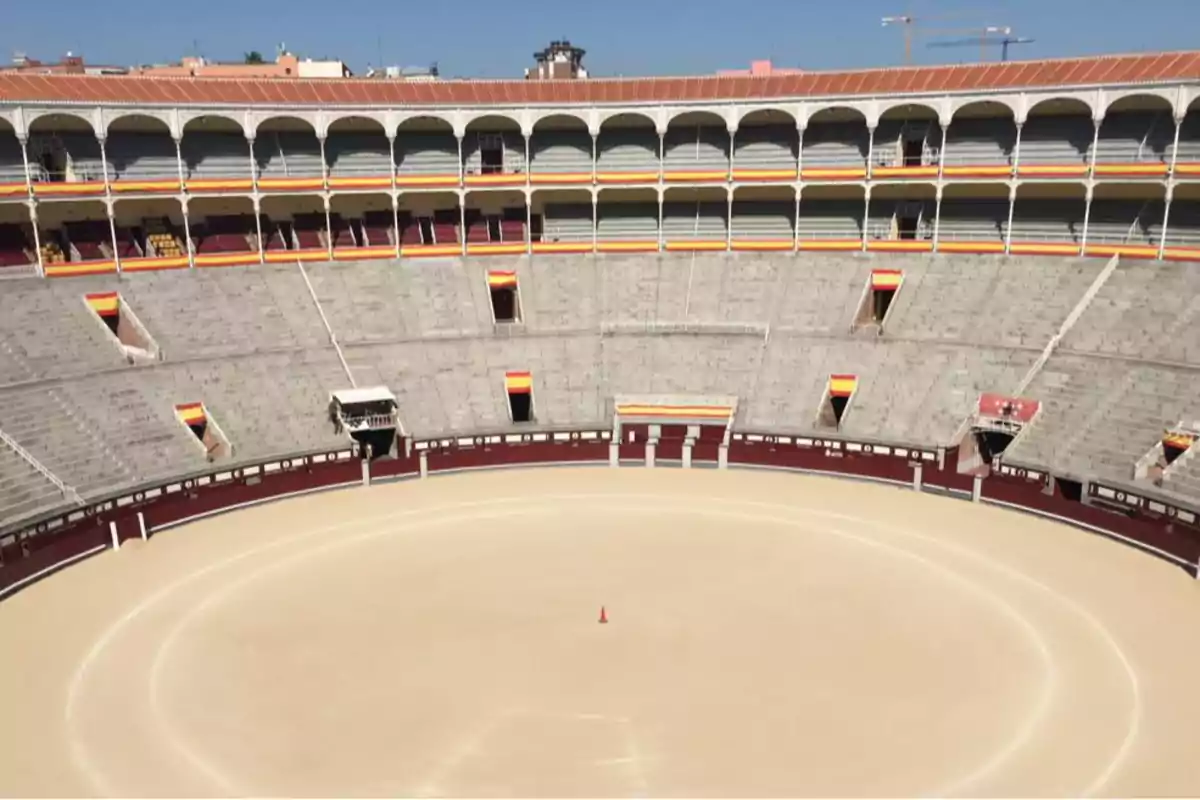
[971,474,983,503]
[865,124,876,180]
[726,187,734,251]
[592,192,599,253]
[106,198,122,274]
[391,193,402,259]
[323,194,334,258]
[1158,185,1174,260]
[937,120,949,179]
[591,132,599,183]
[1168,113,1183,179]
[793,186,802,252]
[524,132,532,187]
[419,450,429,478]
[1079,184,1095,253]
[727,125,736,181]
[174,135,187,192]
[912,463,924,491]
[717,444,729,469]
[645,440,657,468]
[246,135,258,191]
[361,456,371,487]
[28,202,44,276]
[525,191,533,254]
[387,135,398,192]
[1087,115,1103,179]
[657,191,665,252]
[456,134,465,186]
[459,194,468,256]
[252,196,265,264]
[318,135,330,190]
[18,136,33,198]
[138,511,148,541]
[682,441,693,469]
[609,441,619,467]
[109,520,120,551]
[932,186,943,251]
[861,186,872,251]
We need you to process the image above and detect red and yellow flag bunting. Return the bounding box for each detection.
[85,292,119,317]
[614,404,732,419]
[488,270,518,289]
[829,374,858,398]
[871,269,903,290]
[176,403,206,425]
[505,371,533,394]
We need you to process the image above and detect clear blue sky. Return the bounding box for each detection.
[5,0,1200,78]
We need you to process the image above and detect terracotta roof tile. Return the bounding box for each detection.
[3,51,1199,109]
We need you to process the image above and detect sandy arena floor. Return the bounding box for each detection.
[1,467,1200,797]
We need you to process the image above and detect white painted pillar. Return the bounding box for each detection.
[645,440,656,468]
[609,442,619,467]
[181,198,195,269]
[1159,185,1174,260]
[252,195,265,264]
[361,457,371,487]
[682,441,693,469]
[109,521,120,551]
[137,512,148,541]
[971,474,983,503]
[1079,184,1095,253]
[912,463,923,491]
[718,444,729,469]
[419,450,429,478]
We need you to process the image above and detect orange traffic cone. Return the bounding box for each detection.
[598,606,608,624]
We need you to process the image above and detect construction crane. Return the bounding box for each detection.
[927,28,1035,61]
[881,10,990,65]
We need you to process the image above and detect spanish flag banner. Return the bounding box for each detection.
[175,403,206,426]
[614,404,733,419]
[505,371,533,394]
[488,271,518,289]
[829,374,858,398]
[85,292,119,317]
[1163,432,1194,451]
[871,269,903,290]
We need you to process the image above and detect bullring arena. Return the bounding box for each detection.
[4,42,1200,797]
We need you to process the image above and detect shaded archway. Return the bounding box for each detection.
[1011,183,1088,244]
[1097,94,1175,165]
[1023,98,1094,166]
[597,187,658,245]
[597,113,659,178]
[395,116,458,182]
[326,116,391,179]
[663,186,728,243]
[26,113,102,183]
[803,107,869,169]
[396,191,460,248]
[868,183,937,242]
[1161,182,1200,251]
[259,194,327,252]
[531,189,592,244]
[188,196,259,255]
[255,116,322,179]
[946,101,1017,170]
[731,185,795,243]
[1088,183,1167,246]
[798,184,865,241]
[664,111,729,177]
[735,110,798,175]
[875,104,941,169]
[0,200,36,269]
[106,114,177,183]
[530,114,592,177]
[181,115,250,181]
[35,200,111,263]
[464,115,524,178]
[938,183,1010,244]
[464,189,528,246]
[113,197,187,261]
[330,192,396,250]
[0,118,26,187]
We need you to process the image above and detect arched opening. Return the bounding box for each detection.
[531,189,592,244]
[464,189,527,247]
[35,200,111,263]
[938,184,1010,244]
[597,187,658,246]
[664,111,729,178]
[1097,94,1175,165]
[1088,183,1166,246]
[798,184,865,242]
[875,104,941,169]
[395,116,458,184]
[0,118,25,187]
[731,185,795,243]
[597,113,659,179]
[181,115,249,182]
[868,183,937,242]
[1162,182,1200,251]
[26,113,102,184]
[1022,98,1094,167]
[803,107,869,173]
[1010,183,1087,245]
[463,115,524,179]
[663,186,728,243]
[946,101,1017,171]
[1175,97,1200,169]
[734,110,798,177]
[0,200,36,269]
[189,196,259,256]
[255,116,322,180]
[325,116,391,180]
[330,192,396,251]
[259,195,327,253]
[113,197,187,261]
[530,114,591,178]
[106,115,177,184]
[397,191,460,249]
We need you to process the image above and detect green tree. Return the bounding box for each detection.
[244,51,265,64]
